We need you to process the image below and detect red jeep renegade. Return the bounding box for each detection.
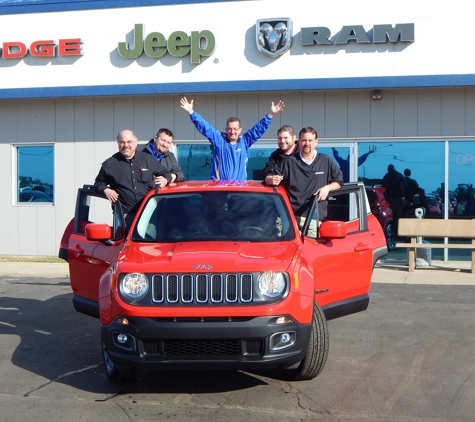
[59,181,387,382]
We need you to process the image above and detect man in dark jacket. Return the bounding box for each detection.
[404,168,420,203]
[262,125,299,186]
[143,128,184,183]
[382,164,407,235]
[95,129,171,227]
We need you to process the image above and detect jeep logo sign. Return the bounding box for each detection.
[256,18,293,58]
[118,24,216,64]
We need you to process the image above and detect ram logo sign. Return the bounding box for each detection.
[256,20,415,58]
[256,18,293,59]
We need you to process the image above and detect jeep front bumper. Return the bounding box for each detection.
[102,314,312,371]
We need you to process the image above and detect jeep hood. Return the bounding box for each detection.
[117,241,299,274]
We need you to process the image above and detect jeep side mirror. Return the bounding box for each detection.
[85,223,113,242]
[319,221,347,239]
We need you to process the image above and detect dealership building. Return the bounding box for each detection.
[1,0,474,260]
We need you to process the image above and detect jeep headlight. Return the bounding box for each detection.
[257,271,286,298]
[121,273,149,299]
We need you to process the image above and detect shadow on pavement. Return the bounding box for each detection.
[0,290,271,395]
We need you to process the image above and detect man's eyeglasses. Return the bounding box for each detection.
[117,140,136,146]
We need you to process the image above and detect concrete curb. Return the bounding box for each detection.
[373,261,474,285]
[0,262,70,278]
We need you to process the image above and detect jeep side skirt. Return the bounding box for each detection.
[322,294,370,321]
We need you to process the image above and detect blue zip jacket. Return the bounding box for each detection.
[190,111,273,180]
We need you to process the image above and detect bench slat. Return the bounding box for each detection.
[395,243,475,249]
[398,218,475,238]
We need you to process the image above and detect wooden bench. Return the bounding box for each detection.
[395,218,475,273]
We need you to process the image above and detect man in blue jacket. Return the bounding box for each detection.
[180,97,284,180]
[143,128,184,184]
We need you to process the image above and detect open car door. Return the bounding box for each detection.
[67,185,126,318]
[300,183,382,320]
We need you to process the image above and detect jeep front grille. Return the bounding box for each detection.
[152,273,253,305]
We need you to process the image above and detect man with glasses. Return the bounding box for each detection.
[180,97,284,180]
[95,129,172,227]
[143,128,184,184]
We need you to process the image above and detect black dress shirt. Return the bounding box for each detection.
[94,151,171,214]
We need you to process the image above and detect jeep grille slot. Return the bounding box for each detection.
[211,274,222,303]
[152,273,253,305]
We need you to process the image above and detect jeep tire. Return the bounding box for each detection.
[281,303,329,381]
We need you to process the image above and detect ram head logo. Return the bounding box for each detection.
[256,18,293,58]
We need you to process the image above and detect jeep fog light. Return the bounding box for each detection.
[121,273,149,299]
[269,331,296,351]
[112,332,136,351]
[117,333,128,344]
[258,271,286,298]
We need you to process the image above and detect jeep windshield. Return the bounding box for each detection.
[132,191,295,243]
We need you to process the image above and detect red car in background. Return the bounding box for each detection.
[365,186,395,250]
[413,194,442,217]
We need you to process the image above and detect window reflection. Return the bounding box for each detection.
[449,141,475,218]
[358,141,445,221]
[177,144,213,180]
[318,147,351,181]
[247,147,277,180]
[17,145,54,203]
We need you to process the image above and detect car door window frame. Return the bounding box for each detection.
[73,185,126,241]
[302,183,369,238]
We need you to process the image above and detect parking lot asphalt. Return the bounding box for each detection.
[1,261,474,422]
[0,259,472,284]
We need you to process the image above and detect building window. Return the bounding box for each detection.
[17,145,54,203]
[358,141,445,220]
[448,140,475,218]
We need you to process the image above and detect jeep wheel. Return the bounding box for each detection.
[281,303,329,381]
[385,222,396,251]
[102,337,139,382]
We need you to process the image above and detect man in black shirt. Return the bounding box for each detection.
[95,129,172,226]
[382,164,407,234]
[404,168,420,203]
[262,125,299,186]
[268,127,343,235]
[143,128,184,183]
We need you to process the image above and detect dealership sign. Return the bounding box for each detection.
[0,39,83,58]
[0,22,413,63]
[117,24,216,64]
[256,20,414,58]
